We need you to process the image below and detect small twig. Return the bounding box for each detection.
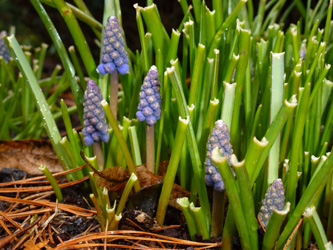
[152,225,181,233]
[126,218,146,231]
[257,215,266,233]
[80,150,129,183]
[283,218,303,250]
[0,164,87,187]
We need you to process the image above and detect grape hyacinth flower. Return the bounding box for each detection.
[97,16,129,76]
[0,31,10,62]
[205,120,233,237]
[136,65,161,173]
[136,65,161,126]
[96,16,129,120]
[82,80,109,146]
[258,178,285,229]
[205,120,233,192]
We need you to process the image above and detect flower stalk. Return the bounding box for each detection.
[136,65,161,174]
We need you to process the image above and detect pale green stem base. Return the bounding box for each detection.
[211,190,225,238]
[146,124,155,174]
[110,70,119,120]
[110,214,122,230]
[90,193,105,231]
[93,142,104,171]
[116,173,138,216]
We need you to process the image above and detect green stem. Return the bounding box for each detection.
[102,100,140,192]
[156,116,189,225]
[277,153,333,249]
[68,46,86,90]
[30,0,84,123]
[303,206,331,250]
[268,52,284,185]
[208,0,247,57]
[211,49,220,99]
[140,4,170,56]
[106,201,116,231]
[51,0,97,81]
[212,149,251,250]
[189,202,210,240]
[188,44,205,106]
[110,214,122,230]
[249,96,297,186]
[40,0,102,32]
[286,83,310,211]
[323,0,333,44]
[167,66,211,229]
[177,197,197,240]
[116,173,138,215]
[221,82,236,130]
[39,164,63,202]
[262,202,290,250]
[60,99,81,165]
[35,43,48,81]
[5,35,73,175]
[233,156,258,250]
[90,193,105,230]
[134,4,149,72]
[230,26,251,156]
[155,72,168,174]
[128,126,142,166]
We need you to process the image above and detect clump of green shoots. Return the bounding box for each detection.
[3,0,333,249]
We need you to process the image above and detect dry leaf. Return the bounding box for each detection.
[94,165,190,210]
[0,140,62,175]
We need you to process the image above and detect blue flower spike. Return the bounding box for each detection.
[0,31,11,62]
[258,178,285,229]
[136,65,161,126]
[82,80,110,146]
[205,120,234,192]
[97,16,129,76]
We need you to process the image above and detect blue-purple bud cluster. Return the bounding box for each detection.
[82,80,109,146]
[205,120,233,192]
[97,16,129,75]
[0,31,10,62]
[136,65,161,126]
[258,178,285,228]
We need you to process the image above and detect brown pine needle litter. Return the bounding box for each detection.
[54,230,221,249]
[0,165,221,249]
